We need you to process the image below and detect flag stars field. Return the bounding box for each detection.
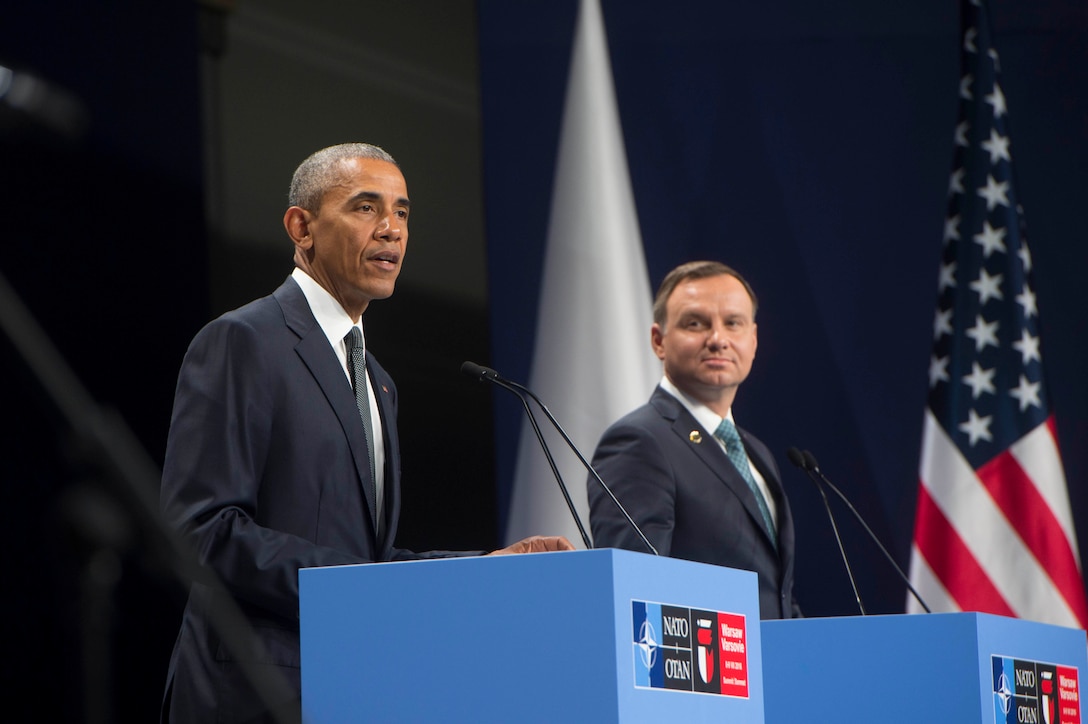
[962,361,996,399]
[969,269,1003,304]
[960,73,974,100]
[955,122,970,148]
[929,355,950,388]
[1009,375,1042,413]
[985,82,1007,117]
[939,261,957,292]
[965,314,999,352]
[959,408,993,446]
[949,167,966,194]
[972,220,1006,257]
[1018,244,1032,272]
[1015,286,1036,317]
[981,129,1010,164]
[944,214,961,242]
[933,308,954,340]
[1012,329,1041,365]
[977,175,1010,211]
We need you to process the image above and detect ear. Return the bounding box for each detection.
[283,206,313,249]
[650,323,666,361]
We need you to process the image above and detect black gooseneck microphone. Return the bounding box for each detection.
[461,362,591,549]
[787,447,866,615]
[797,449,932,614]
[461,361,658,555]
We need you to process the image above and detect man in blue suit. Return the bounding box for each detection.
[159,143,572,723]
[588,260,801,620]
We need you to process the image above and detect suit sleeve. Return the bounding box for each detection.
[587,419,677,556]
[160,316,366,620]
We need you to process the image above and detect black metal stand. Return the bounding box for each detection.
[0,270,296,724]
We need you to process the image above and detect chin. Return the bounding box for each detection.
[362,280,397,301]
[700,374,741,389]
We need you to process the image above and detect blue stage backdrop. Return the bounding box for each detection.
[479,0,1088,616]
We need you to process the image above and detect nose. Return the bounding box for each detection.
[375,212,403,240]
[706,323,728,349]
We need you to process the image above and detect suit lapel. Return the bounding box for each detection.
[741,428,794,569]
[650,387,779,552]
[274,279,380,540]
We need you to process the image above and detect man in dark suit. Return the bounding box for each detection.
[159,143,572,723]
[587,260,800,620]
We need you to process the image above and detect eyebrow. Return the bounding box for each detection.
[347,190,411,208]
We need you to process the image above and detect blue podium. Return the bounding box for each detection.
[299,549,764,723]
[762,612,1087,724]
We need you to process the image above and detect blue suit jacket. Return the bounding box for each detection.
[587,386,801,619]
[160,277,468,723]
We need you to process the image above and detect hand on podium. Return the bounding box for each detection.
[489,535,576,555]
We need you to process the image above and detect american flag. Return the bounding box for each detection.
[907,0,1088,628]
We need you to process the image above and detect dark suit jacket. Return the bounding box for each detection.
[588,386,801,619]
[160,277,469,723]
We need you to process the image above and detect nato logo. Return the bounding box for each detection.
[632,599,748,698]
[992,655,1081,723]
[632,600,664,689]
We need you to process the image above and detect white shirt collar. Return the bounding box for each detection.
[291,267,363,355]
[658,374,735,433]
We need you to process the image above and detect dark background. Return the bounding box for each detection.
[2,0,1086,721]
[1,1,491,720]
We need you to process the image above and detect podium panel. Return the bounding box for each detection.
[300,549,764,723]
[762,612,1087,724]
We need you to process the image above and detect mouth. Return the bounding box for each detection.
[369,250,401,270]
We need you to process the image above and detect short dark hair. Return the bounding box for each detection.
[287,142,399,211]
[652,261,758,327]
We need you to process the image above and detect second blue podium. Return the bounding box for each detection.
[763,611,1087,723]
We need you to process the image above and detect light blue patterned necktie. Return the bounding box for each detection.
[713,418,777,547]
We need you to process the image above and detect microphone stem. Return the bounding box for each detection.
[815,471,932,614]
[493,378,593,549]
[507,380,658,556]
[808,471,866,615]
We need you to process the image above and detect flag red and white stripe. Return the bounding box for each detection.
[911,414,1086,626]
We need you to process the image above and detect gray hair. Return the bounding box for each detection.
[287,142,399,210]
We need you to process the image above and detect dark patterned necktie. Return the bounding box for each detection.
[345,327,379,531]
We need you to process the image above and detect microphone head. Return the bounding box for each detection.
[786,447,808,470]
[802,450,820,472]
[459,361,500,383]
[460,360,491,381]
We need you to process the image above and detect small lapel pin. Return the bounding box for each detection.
[689,430,703,444]
[381,385,389,393]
